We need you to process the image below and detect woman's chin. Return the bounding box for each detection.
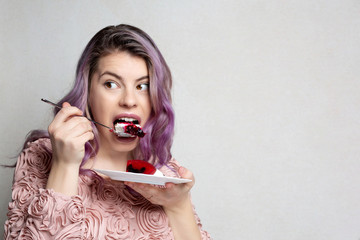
[113,136,139,151]
[98,131,140,153]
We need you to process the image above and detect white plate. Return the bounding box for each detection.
[94,169,192,186]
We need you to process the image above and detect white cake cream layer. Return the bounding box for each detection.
[114,123,141,137]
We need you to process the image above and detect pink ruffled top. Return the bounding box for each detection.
[4,138,211,239]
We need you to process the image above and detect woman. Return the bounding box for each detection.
[4,24,211,239]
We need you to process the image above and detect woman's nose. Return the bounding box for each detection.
[119,89,137,108]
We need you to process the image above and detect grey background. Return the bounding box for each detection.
[1,1,360,239]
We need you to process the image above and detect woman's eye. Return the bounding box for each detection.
[104,81,117,89]
[136,83,149,91]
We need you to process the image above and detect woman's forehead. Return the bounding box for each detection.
[95,52,148,80]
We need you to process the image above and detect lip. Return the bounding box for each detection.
[113,113,142,126]
[114,135,138,143]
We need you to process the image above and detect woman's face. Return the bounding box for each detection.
[88,51,151,155]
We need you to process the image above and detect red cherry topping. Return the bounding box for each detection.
[126,160,156,175]
[113,121,146,138]
[124,124,146,138]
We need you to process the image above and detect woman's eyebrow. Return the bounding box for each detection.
[99,71,122,80]
[99,71,149,82]
[135,75,149,82]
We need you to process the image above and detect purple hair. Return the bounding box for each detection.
[22,24,175,173]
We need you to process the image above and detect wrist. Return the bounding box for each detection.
[164,194,192,215]
[46,159,80,196]
[52,158,81,171]
[163,195,201,240]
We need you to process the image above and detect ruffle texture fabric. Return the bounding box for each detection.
[4,138,211,239]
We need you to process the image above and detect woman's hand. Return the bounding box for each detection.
[48,102,94,167]
[46,102,94,196]
[125,166,194,211]
[125,166,202,239]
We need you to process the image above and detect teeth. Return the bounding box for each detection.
[115,117,139,124]
[123,117,135,122]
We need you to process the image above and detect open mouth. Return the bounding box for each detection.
[113,118,146,138]
[114,118,139,125]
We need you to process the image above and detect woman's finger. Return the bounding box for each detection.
[77,130,95,144]
[62,102,71,108]
[125,182,160,201]
[178,166,193,180]
[174,167,195,191]
[50,103,83,130]
[51,117,92,141]
[67,118,94,137]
